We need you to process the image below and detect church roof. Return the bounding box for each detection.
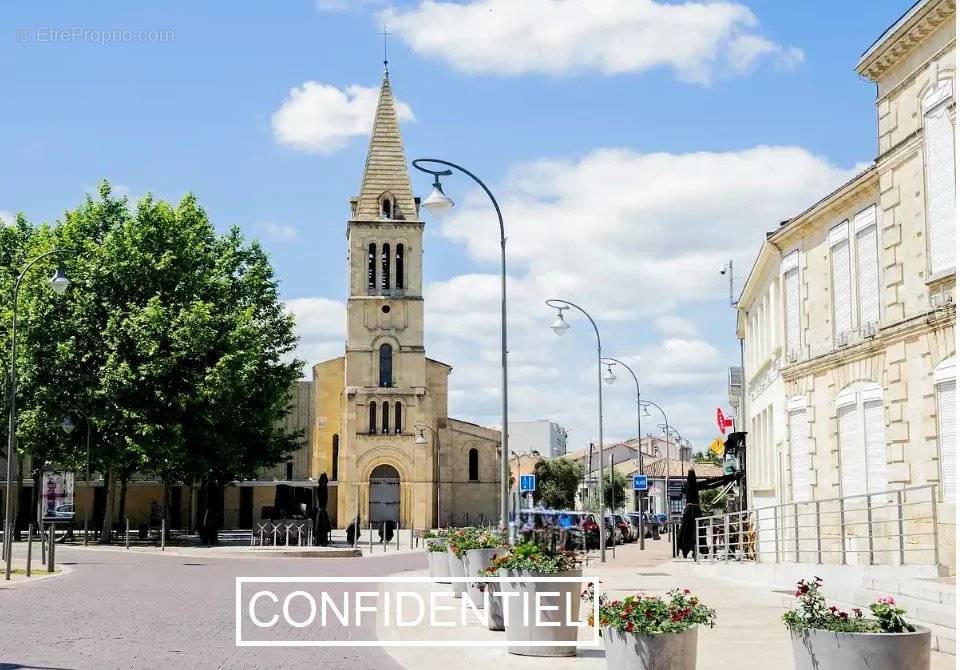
[353,74,418,222]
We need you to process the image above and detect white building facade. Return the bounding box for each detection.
[509,420,568,458]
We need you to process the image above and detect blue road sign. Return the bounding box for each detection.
[519,474,536,493]
[633,475,648,491]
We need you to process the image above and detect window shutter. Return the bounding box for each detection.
[789,409,810,502]
[839,403,864,497]
[924,100,957,276]
[863,398,887,494]
[784,267,800,357]
[937,379,956,503]
[856,223,880,327]
[831,238,852,338]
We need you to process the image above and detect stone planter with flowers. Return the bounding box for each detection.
[582,583,716,670]
[425,530,451,583]
[783,577,930,670]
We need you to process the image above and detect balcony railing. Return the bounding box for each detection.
[694,484,940,567]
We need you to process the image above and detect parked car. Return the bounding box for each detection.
[614,514,638,543]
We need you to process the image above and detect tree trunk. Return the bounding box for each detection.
[100,468,115,543]
[117,473,129,529]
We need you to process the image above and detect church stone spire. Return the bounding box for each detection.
[353,74,417,222]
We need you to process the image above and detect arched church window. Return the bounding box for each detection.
[379,343,393,387]
[468,448,479,481]
[394,401,402,434]
[368,401,377,434]
[381,243,391,290]
[381,196,393,219]
[396,244,404,290]
[332,434,339,481]
[382,401,390,434]
[367,243,376,291]
[286,457,294,481]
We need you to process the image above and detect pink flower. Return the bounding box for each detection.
[878,596,896,605]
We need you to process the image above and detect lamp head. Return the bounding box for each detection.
[422,180,454,216]
[50,267,70,294]
[550,310,569,336]
[61,416,76,434]
[414,428,428,445]
[603,364,616,385]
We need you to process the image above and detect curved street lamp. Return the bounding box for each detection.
[413,423,442,528]
[637,399,672,526]
[545,298,606,562]
[412,158,510,537]
[601,356,645,550]
[4,249,74,580]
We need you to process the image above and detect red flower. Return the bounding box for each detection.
[644,610,653,619]
[626,622,635,633]
[683,589,691,594]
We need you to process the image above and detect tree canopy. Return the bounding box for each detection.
[532,458,583,509]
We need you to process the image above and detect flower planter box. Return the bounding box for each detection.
[500,568,582,657]
[484,580,505,631]
[790,628,931,670]
[428,548,451,583]
[447,550,467,599]
[464,548,499,609]
[603,626,698,670]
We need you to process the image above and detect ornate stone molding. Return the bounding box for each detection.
[858,0,955,82]
[749,354,782,401]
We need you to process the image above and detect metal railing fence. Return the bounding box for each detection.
[695,484,940,567]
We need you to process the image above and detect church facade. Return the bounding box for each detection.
[310,73,502,530]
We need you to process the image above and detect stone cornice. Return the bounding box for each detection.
[857,0,955,82]
[782,305,956,381]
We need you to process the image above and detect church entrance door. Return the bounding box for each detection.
[369,464,400,523]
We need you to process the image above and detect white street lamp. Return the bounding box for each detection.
[603,364,616,385]
[422,181,455,215]
[414,428,428,445]
[550,309,570,336]
[50,267,70,295]
[61,416,76,434]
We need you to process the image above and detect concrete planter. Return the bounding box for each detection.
[603,626,698,670]
[789,627,931,670]
[484,580,505,631]
[428,549,451,583]
[448,550,467,598]
[500,568,583,657]
[465,548,499,609]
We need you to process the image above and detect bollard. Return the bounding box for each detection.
[47,523,55,573]
[397,523,401,551]
[83,514,89,546]
[368,524,373,552]
[26,524,33,578]
[125,518,130,550]
[161,519,166,551]
[409,528,414,550]
[382,521,387,552]
[41,525,47,565]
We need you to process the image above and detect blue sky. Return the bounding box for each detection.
[0,0,910,451]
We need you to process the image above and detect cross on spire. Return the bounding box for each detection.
[380,25,392,73]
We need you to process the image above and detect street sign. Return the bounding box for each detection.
[519,474,536,493]
[632,475,648,491]
[716,408,733,434]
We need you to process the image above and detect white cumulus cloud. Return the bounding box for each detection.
[272,82,415,154]
[382,0,803,83]
[257,221,299,242]
[286,297,346,373]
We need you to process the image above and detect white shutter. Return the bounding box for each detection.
[839,403,864,497]
[856,224,880,327]
[831,238,852,338]
[863,398,887,494]
[924,100,956,276]
[937,379,956,503]
[789,409,810,502]
[784,267,800,356]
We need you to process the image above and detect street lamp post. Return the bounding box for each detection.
[602,357,645,550]
[4,250,72,581]
[412,158,510,538]
[546,298,606,563]
[414,424,441,528]
[61,413,92,542]
[638,400,670,524]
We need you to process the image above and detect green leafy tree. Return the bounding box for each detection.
[532,458,583,509]
[579,468,629,511]
[13,183,302,540]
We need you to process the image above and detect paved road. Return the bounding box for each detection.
[0,544,425,669]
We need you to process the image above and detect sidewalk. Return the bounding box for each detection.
[378,539,954,669]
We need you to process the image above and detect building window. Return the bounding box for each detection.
[922,77,956,276]
[379,343,393,387]
[935,357,956,503]
[382,401,390,434]
[854,205,880,329]
[369,401,377,434]
[468,448,479,481]
[381,196,394,219]
[367,243,376,291]
[394,401,402,434]
[286,458,294,481]
[395,243,404,290]
[829,221,852,341]
[381,243,391,290]
[787,397,811,502]
[332,434,339,481]
[782,252,801,359]
[837,382,887,497]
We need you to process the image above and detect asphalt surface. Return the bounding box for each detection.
[0,544,426,669]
